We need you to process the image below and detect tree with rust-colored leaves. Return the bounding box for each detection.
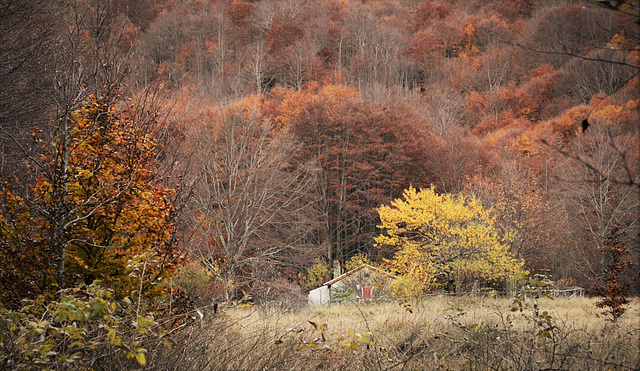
[594,224,635,322]
[269,84,434,265]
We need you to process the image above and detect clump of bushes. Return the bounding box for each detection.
[0,282,176,369]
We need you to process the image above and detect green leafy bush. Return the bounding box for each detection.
[0,282,172,370]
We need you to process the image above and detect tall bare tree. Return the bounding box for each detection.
[186,97,318,300]
[560,122,639,283]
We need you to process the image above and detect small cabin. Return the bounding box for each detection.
[308,264,396,305]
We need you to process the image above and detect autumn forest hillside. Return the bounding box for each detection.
[1,0,639,310]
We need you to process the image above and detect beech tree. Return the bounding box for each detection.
[270,84,433,264]
[0,93,181,306]
[376,186,524,292]
[0,0,186,306]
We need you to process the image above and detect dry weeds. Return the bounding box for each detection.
[148,296,640,370]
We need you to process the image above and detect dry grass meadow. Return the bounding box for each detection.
[148,295,640,370]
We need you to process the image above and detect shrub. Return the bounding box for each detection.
[173,260,218,307]
[388,275,425,300]
[304,258,330,290]
[0,282,171,370]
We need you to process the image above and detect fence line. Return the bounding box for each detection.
[420,287,585,299]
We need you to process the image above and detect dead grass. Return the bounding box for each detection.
[149,296,640,370]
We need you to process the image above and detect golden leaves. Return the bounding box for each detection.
[31,95,178,296]
[376,186,524,291]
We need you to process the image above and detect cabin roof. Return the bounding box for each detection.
[323,264,396,286]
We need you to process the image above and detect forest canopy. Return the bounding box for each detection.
[1,0,638,368]
[0,0,638,305]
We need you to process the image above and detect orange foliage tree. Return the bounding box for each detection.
[0,93,181,306]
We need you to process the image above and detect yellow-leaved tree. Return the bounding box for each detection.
[0,93,181,306]
[375,186,524,293]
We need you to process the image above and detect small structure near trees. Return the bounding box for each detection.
[308,264,396,305]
